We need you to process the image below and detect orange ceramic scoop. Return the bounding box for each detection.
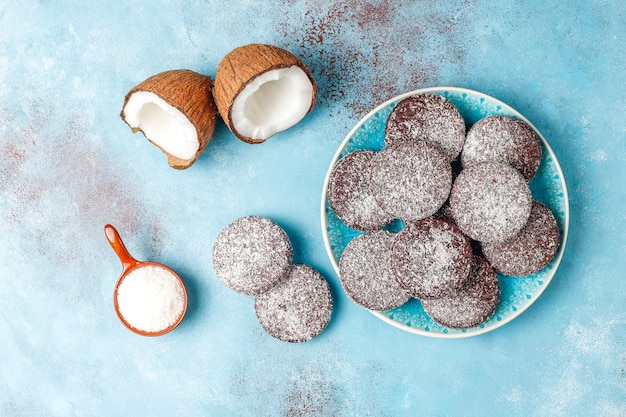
[105,224,188,336]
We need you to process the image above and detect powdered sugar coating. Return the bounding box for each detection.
[327,150,394,231]
[462,116,541,181]
[254,264,333,343]
[391,218,472,299]
[338,231,410,311]
[212,216,293,295]
[421,256,500,329]
[482,200,560,277]
[369,140,452,222]
[450,162,532,243]
[385,94,466,161]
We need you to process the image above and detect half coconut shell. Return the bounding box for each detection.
[121,69,218,169]
[214,44,317,144]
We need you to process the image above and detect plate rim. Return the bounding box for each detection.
[320,86,570,338]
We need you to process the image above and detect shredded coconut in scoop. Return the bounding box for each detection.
[116,265,185,333]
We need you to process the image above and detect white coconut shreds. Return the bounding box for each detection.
[421,256,500,329]
[116,265,185,333]
[462,115,541,181]
[391,218,472,300]
[481,200,560,277]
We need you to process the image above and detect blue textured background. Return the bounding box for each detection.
[1,1,624,416]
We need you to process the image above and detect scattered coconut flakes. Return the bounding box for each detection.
[116,265,185,333]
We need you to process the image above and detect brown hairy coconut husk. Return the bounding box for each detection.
[213,44,317,144]
[121,69,218,169]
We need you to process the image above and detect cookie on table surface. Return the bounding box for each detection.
[482,200,559,277]
[212,216,292,295]
[391,218,473,300]
[254,264,333,343]
[421,256,500,330]
[369,140,452,222]
[385,93,466,161]
[338,230,410,311]
[450,161,532,244]
[327,150,394,231]
[462,115,541,181]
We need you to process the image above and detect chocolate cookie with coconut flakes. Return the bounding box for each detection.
[385,93,466,161]
[421,256,500,329]
[481,200,560,277]
[449,161,532,244]
[462,115,541,181]
[254,264,333,343]
[212,216,293,296]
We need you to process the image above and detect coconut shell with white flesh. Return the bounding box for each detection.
[214,44,317,144]
[121,69,218,169]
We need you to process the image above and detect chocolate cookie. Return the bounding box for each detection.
[338,230,410,311]
[327,150,394,231]
[212,216,292,295]
[385,94,466,161]
[254,264,333,343]
[369,140,452,222]
[391,218,472,299]
[462,115,541,181]
[433,202,485,258]
[482,200,559,277]
[450,162,532,243]
[421,256,500,329]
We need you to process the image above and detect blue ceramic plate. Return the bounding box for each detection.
[321,87,569,338]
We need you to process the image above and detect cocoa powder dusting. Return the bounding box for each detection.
[276,0,469,117]
[0,103,164,276]
[281,366,341,417]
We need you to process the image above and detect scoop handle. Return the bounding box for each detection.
[104,224,140,273]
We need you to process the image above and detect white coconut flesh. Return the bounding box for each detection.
[123,91,199,160]
[231,66,314,141]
